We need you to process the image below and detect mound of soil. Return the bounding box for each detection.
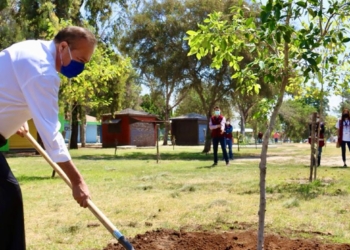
[103,229,350,250]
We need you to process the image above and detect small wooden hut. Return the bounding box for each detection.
[170,113,208,145]
[101,108,160,147]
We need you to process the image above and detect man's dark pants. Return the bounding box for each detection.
[0,149,26,250]
[212,137,229,164]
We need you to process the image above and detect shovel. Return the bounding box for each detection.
[25,132,135,250]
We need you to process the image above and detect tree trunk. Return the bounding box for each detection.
[258,132,268,250]
[80,108,86,148]
[163,111,169,145]
[240,114,246,137]
[80,123,86,147]
[203,125,212,153]
[203,112,212,153]
[156,124,160,162]
[257,5,292,249]
[258,95,284,249]
[69,103,79,149]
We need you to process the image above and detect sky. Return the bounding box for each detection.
[328,95,342,114]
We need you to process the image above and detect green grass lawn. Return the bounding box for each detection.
[5,142,350,249]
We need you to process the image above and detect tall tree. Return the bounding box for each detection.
[58,43,133,148]
[140,93,165,119]
[120,0,242,149]
[278,99,316,141]
[174,87,233,118]
[186,0,350,248]
[296,86,330,113]
[0,1,24,49]
[120,0,193,145]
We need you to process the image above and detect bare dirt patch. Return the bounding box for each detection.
[102,228,350,250]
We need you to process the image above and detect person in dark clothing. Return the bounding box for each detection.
[336,109,350,167]
[308,114,325,167]
[258,131,263,143]
[0,147,25,250]
[224,119,234,160]
[209,107,229,166]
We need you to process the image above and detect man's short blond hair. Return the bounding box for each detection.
[54,26,97,50]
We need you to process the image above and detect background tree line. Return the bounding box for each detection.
[0,0,349,149]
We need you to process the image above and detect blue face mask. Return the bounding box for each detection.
[214,110,220,116]
[60,47,85,78]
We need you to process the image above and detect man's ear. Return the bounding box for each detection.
[59,41,68,53]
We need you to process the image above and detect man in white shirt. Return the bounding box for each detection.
[0,26,96,250]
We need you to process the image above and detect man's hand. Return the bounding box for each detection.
[72,181,90,208]
[58,160,91,208]
[16,122,29,137]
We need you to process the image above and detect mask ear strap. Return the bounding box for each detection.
[67,46,73,59]
[59,50,63,65]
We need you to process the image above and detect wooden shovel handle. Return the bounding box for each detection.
[25,132,134,250]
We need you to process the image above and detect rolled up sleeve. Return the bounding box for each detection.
[21,75,71,163]
[220,117,226,131]
[209,119,217,130]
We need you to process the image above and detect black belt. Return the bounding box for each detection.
[0,133,7,147]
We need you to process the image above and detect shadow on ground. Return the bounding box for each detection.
[16,175,53,183]
[71,152,279,161]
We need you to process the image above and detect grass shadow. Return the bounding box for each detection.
[265,179,347,199]
[72,151,267,161]
[16,175,53,183]
[196,165,217,169]
[302,165,349,169]
[74,151,214,161]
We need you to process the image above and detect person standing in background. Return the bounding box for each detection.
[336,108,350,167]
[258,131,263,143]
[308,113,325,167]
[273,131,280,143]
[209,106,229,166]
[224,119,234,160]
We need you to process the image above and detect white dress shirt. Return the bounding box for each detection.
[209,115,226,131]
[336,119,350,142]
[0,40,71,162]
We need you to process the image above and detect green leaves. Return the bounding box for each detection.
[59,42,132,113]
[0,0,8,11]
[187,0,350,111]
[186,10,247,70]
[342,37,350,43]
[261,10,271,23]
[296,1,307,8]
[307,7,316,18]
[186,30,198,36]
